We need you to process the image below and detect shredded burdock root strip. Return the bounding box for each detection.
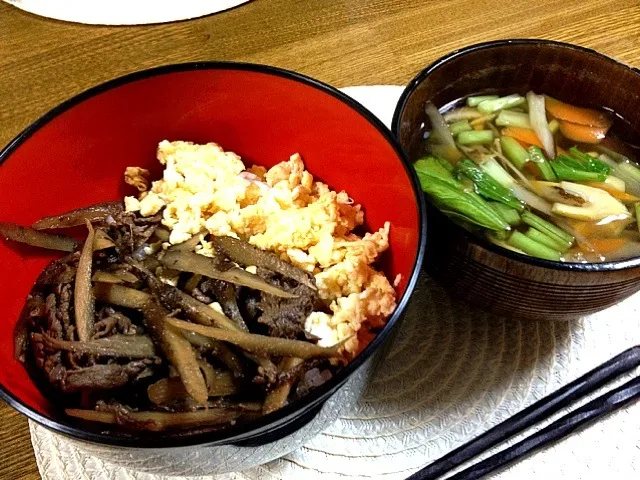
[65,408,240,431]
[144,274,279,379]
[93,228,116,251]
[93,282,151,309]
[142,302,209,405]
[183,274,203,294]
[127,266,278,378]
[147,372,237,405]
[166,318,345,360]
[204,279,249,331]
[245,353,278,382]
[180,330,247,378]
[0,222,79,252]
[128,261,257,334]
[211,235,316,290]
[32,201,123,230]
[132,265,239,331]
[95,281,209,404]
[92,283,250,378]
[108,270,139,284]
[35,333,158,359]
[160,250,297,299]
[92,271,127,284]
[75,221,96,341]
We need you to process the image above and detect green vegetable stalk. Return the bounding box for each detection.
[568,147,611,176]
[507,231,563,261]
[500,136,529,170]
[456,159,524,211]
[524,228,571,253]
[481,157,515,188]
[550,155,607,182]
[528,146,558,182]
[489,203,521,225]
[495,110,531,129]
[449,120,473,136]
[521,211,574,249]
[477,95,526,114]
[457,130,495,145]
[467,95,499,107]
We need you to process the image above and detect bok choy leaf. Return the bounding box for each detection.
[550,156,606,182]
[456,159,524,211]
[414,157,510,231]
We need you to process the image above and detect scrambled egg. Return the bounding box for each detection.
[125,140,396,354]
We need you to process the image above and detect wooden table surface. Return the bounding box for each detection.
[1,0,639,478]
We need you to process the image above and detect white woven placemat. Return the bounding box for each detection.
[29,86,640,479]
[3,0,251,25]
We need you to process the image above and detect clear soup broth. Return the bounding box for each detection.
[415,92,640,263]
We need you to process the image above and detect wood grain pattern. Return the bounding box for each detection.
[0,0,639,478]
[0,402,39,479]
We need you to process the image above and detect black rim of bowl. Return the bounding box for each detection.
[392,38,640,273]
[0,62,427,448]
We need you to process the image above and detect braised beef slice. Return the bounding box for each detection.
[54,282,82,366]
[200,279,243,325]
[265,358,324,393]
[43,354,65,384]
[94,308,141,338]
[107,212,161,256]
[36,252,79,285]
[55,283,74,341]
[25,220,158,396]
[62,361,152,392]
[238,291,261,323]
[44,293,63,339]
[141,272,186,313]
[134,212,163,225]
[256,268,319,340]
[190,287,212,305]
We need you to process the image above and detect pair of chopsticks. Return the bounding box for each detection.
[407,346,640,480]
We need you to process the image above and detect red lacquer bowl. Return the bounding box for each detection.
[0,63,426,456]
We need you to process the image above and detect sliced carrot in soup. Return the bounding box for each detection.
[501,128,543,148]
[545,96,613,129]
[558,121,608,144]
[585,238,627,254]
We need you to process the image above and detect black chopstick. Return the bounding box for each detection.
[407,346,640,480]
[446,375,640,480]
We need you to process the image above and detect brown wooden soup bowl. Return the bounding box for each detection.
[392,39,640,320]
